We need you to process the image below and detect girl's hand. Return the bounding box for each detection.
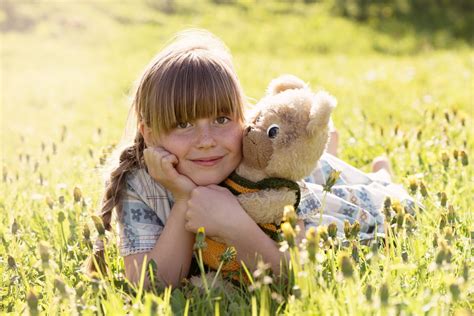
[143,147,196,202]
[184,185,252,240]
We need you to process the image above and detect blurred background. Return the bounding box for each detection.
[1,0,472,171]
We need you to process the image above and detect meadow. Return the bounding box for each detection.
[1,1,473,314]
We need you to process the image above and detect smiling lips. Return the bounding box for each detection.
[191,156,224,166]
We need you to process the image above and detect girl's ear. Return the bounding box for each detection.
[139,122,155,147]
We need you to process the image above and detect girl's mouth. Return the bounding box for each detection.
[191,156,224,167]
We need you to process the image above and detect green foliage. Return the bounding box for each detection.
[1,1,472,314]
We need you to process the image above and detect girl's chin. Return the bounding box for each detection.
[190,173,229,186]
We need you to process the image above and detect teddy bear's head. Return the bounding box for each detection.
[241,75,336,181]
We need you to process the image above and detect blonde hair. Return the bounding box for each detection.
[86,29,246,274]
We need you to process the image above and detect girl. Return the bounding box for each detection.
[87,30,304,287]
[87,29,415,288]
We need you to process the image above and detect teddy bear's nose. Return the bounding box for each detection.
[244,126,252,136]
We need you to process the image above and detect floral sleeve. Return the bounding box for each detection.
[117,183,165,257]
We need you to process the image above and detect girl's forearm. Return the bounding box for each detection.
[222,216,286,275]
[124,201,194,288]
[222,219,305,276]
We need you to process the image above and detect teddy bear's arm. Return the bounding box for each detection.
[237,188,297,225]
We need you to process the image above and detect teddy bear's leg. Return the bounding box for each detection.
[237,188,297,224]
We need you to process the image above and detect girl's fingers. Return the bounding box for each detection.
[160,154,179,175]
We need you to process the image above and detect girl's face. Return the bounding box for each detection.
[154,115,243,186]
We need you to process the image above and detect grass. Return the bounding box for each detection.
[1,1,473,314]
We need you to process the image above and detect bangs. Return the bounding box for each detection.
[148,51,244,135]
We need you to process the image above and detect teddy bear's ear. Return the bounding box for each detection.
[307,91,337,135]
[266,74,308,96]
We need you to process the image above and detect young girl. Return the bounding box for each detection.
[87,30,415,288]
[87,30,302,287]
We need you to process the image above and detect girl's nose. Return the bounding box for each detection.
[196,126,217,148]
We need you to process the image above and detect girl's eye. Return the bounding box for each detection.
[177,122,191,129]
[215,116,230,124]
[267,124,280,139]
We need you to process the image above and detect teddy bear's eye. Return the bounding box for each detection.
[267,124,280,139]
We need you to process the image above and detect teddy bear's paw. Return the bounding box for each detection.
[238,188,297,224]
[266,74,309,96]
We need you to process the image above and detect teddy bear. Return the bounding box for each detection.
[200,74,337,274]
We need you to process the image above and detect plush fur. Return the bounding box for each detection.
[201,75,336,276]
[235,74,337,224]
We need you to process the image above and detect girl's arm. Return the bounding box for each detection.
[124,200,194,288]
[184,185,305,275]
[222,215,305,275]
[124,147,197,288]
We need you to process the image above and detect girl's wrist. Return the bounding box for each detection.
[221,212,255,244]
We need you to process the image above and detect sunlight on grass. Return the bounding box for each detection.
[1,1,472,314]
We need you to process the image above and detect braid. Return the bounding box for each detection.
[85,132,146,274]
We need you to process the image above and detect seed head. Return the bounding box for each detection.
[305,227,319,261]
[58,195,65,206]
[317,225,329,242]
[73,187,82,203]
[416,130,422,140]
[419,181,428,198]
[443,226,454,243]
[435,240,452,265]
[11,219,18,235]
[194,227,207,250]
[401,250,408,262]
[396,206,405,230]
[328,222,338,238]
[339,254,354,279]
[323,170,341,192]
[344,220,351,239]
[460,150,468,166]
[351,221,360,239]
[281,222,296,247]
[283,205,297,228]
[292,285,302,299]
[365,284,373,302]
[447,205,456,224]
[54,278,67,298]
[83,224,91,241]
[453,149,459,160]
[220,247,236,265]
[408,176,418,194]
[405,214,416,233]
[351,241,359,263]
[383,197,392,221]
[44,196,53,209]
[449,283,460,301]
[380,282,389,306]
[441,152,449,170]
[462,262,468,282]
[58,211,65,223]
[444,111,450,123]
[7,255,16,269]
[26,290,39,315]
[438,192,448,207]
[39,241,50,267]
[91,215,105,236]
[439,213,447,230]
